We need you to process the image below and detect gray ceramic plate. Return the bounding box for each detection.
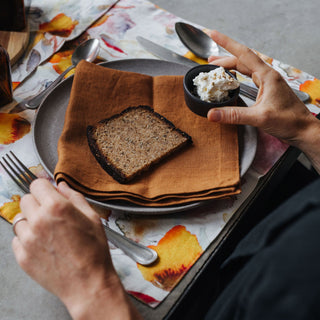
[33,59,257,214]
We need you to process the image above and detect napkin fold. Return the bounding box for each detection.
[54,60,241,207]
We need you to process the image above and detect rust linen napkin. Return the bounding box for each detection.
[54,61,240,207]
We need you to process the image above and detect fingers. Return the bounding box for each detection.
[209,30,268,74]
[19,193,40,225]
[208,55,237,69]
[12,212,35,257]
[207,106,260,127]
[29,178,63,205]
[56,181,76,197]
[12,236,23,256]
[12,213,28,236]
[12,236,28,269]
[57,181,87,207]
[208,55,252,77]
[20,178,98,226]
[57,181,98,220]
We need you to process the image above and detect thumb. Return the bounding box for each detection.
[207,106,257,126]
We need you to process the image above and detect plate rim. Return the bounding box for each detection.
[33,58,257,214]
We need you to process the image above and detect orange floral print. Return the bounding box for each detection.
[0,195,21,223]
[0,113,30,144]
[90,14,109,28]
[49,49,75,77]
[137,225,203,291]
[300,78,320,107]
[39,13,79,37]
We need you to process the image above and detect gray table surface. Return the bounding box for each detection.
[1,1,319,319]
[155,0,320,79]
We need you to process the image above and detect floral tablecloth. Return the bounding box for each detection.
[1,0,320,308]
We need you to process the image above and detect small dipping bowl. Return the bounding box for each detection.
[183,64,240,117]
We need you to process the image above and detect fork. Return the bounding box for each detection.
[0,151,158,266]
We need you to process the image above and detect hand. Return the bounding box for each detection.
[12,179,141,320]
[207,30,320,172]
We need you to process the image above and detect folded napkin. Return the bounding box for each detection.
[54,60,240,207]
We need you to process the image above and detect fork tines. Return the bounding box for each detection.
[0,151,37,193]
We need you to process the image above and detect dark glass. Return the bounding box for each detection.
[0,0,26,31]
[0,46,13,107]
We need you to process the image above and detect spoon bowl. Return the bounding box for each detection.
[25,38,100,109]
[71,38,100,67]
[175,22,228,59]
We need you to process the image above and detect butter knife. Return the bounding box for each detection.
[136,36,310,103]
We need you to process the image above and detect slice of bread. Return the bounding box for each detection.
[87,105,192,184]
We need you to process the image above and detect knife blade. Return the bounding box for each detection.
[136,36,310,103]
[136,36,199,68]
[136,36,257,100]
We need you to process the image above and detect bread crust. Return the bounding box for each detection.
[87,105,192,184]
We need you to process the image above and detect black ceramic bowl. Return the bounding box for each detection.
[183,64,240,117]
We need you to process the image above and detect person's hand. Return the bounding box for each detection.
[207,30,320,172]
[12,179,141,320]
[206,30,316,146]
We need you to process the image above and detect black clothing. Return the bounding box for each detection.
[205,178,320,319]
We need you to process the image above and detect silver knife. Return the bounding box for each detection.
[137,36,198,68]
[136,36,310,103]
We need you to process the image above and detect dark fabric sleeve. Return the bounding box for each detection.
[205,177,320,320]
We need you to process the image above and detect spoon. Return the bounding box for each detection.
[175,22,310,103]
[175,22,230,59]
[25,38,100,109]
[100,218,158,266]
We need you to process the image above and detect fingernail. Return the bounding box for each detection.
[208,109,221,122]
[57,181,67,188]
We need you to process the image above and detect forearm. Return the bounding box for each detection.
[300,147,320,175]
[292,113,320,174]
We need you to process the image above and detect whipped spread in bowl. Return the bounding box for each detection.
[183,64,241,117]
[193,67,239,103]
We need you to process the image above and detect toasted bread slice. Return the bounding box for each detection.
[87,105,192,184]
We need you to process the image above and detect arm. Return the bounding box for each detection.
[12,179,142,320]
[207,30,320,174]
